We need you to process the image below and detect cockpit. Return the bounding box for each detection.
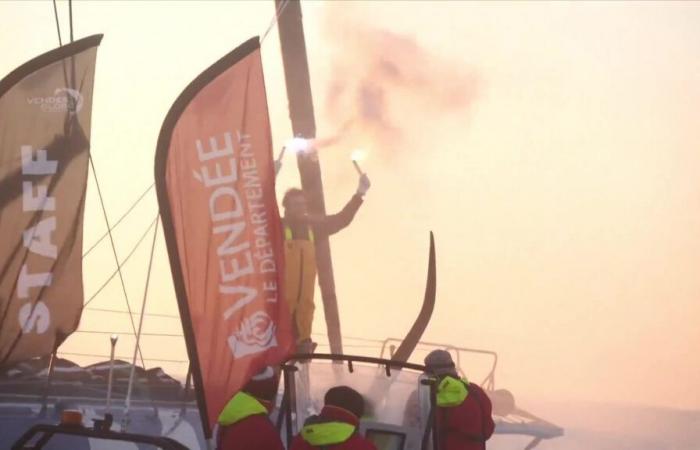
[277,354,437,450]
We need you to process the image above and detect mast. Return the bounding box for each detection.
[276,0,343,354]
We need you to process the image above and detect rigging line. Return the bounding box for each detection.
[49,0,71,119]
[67,0,76,102]
[315,343,383,350]
[83,214,158,308]
[83,183,155,258]
[68,0,74,43]
[58,351,187,364]
[87,157,147,369]
[125,214,159,415]
[261,0,289,43]
[84,307,179,320]
[310,332,385,344]
[75,330,183,338]
[51,0,63,46]
[50,0,71,94]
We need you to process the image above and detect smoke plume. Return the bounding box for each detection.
[317,10,480,159]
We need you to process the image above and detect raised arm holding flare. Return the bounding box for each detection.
[276,146,370,352]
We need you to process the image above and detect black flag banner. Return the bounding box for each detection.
[0,35,102,367]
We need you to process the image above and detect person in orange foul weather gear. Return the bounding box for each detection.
[275,147,370,353]
[216,367,284,450]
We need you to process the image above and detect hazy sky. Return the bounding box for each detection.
[1,1,699,411]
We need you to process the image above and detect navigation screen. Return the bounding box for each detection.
[365,429,406,450]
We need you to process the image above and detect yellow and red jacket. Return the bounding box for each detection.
[217,392,283,450]
[435,376,495,450]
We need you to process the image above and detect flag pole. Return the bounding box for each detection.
[39,348,58,417]
[105,334,118,414]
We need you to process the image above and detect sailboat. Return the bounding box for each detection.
[0,2,563,449]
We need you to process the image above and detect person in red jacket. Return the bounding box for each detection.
[424,350,495,450]
[216,366,284,450]
[290,386,377,450]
